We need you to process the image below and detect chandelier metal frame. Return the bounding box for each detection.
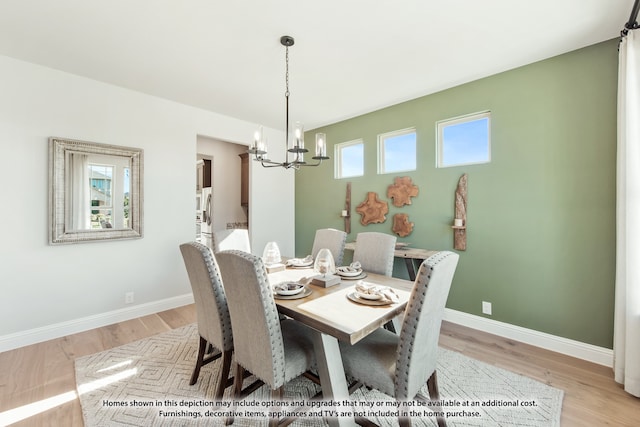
[248,36,329,170]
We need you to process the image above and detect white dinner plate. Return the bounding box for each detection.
[336,267,363,277]
[273,287,312,300]
[288,259,313,268]
[274,282,305,296]
[356,291,382,300]
[339,272,368,281]
[346,292,393,306]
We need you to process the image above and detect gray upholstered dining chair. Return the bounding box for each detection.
[353,232,398,332]
[179,242,234,400]
[339,251,459,427]
[311,228,347,266]
[215,250,317,426]
[213,229,251,253]
[352,231,397,276]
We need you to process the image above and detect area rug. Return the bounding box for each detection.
[74,324,563,426]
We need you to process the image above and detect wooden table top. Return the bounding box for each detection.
[343,241,438,260]
[269,267,412,345]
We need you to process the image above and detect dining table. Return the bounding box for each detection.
[268,263,414,427]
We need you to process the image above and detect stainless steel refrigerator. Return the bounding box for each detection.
[200,187,213,250]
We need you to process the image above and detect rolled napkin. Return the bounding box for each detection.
[350,261,362,270]
[354,280,399,303]
[338,265,362,273]
[273,281,305,295]
[286,255,313,266]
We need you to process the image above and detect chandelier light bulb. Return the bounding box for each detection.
[315,133,326,158]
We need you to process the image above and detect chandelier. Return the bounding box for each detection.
[248,36,329,169]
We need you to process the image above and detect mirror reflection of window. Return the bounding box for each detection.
[89,164,114,229]
[123,167,130,228]
[66,154,131,231]
[69,152,91,230]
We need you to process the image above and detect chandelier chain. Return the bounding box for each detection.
[285,45,290,98]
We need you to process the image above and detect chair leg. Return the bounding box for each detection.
[225,364,245,426]
[356,416,382,426]
[427,371,447,427]
[190,336,208,385]
[398,400,411,427]
[214,349,233,400]
[234,364,245,398]
[302,370,321,385]
[270,387,284,427]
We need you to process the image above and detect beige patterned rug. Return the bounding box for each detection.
[74,324,563,426]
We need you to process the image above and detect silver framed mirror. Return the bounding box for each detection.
[49,137,143,244]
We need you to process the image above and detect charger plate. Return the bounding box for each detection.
[273,287,313,300]
[339,272,367,280]
[347,291,394,306]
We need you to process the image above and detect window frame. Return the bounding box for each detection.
[377,127,417,175]
[436,111,491,168]
[334,139,364,179]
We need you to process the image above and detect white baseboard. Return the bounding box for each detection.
[0,296,613,368]
[444,308,613,367]
[0,294,195,353]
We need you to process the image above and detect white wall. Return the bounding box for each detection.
[250,161,295,258]
[0,55,292,351]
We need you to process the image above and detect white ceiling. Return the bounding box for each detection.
[0,1,634,130]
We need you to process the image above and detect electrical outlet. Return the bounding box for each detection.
[125,292,134,304]
[482,301,492,315]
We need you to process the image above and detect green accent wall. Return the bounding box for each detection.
[295,39,618,348]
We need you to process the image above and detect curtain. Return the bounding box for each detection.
[70,153,91,230]
[614,28,640,398]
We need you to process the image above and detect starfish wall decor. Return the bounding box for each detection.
[392,213,414,237]
[355,192,388,225]
[387,176,419,207]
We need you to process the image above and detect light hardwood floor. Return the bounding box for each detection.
[0,304,638,426]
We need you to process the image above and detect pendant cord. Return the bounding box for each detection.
[285,44,290,161]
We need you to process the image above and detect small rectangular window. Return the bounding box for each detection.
[335,139,364,178]
[437,111,491,168]
[378,128,416,174]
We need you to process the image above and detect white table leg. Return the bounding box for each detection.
[391,313,403,335]
[311,331,357,427]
